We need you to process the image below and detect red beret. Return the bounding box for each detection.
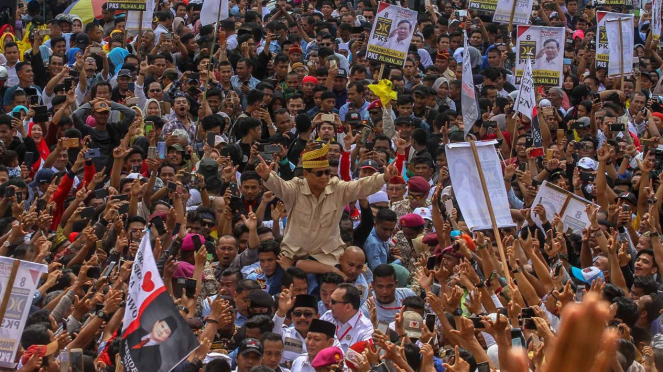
[367,99,383,110]
[389,175,406,185]
[400,213,425,228]
[407,176,431,194]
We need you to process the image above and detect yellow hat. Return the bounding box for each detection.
[302,142,330,169]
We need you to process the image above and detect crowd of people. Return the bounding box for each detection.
[4,0,663,371]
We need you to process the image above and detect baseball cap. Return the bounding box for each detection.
[359,159,379,172]
[413,85,429,97]
[75,33,90,48]
[400,213,425,228]
[335,68,348,79]
[93,101,111,113]
[346,110,361,125]
[117,69,132,78]
[575,116,591,128]
[571,266,604,284]
[311,347,343,368]
[238,338,263,356]
[577,157,597,171]
[169,143,185,152]
[617,191,637,205]
[21,340,58,365]
[34,168,55,184]
[413,207,432,221]
[247,290,274,309]
[403,311,423,339]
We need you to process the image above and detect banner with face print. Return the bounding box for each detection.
[596,12,634,68]
[366,2,418,67]
[654,0,662,45]
[515,26,565,87]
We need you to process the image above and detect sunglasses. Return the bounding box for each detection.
[311,169,331,177]
[149,89,162,93]
[293,311,315,318]
[369,110,381,115]
[330,299,349,305]
[408,193,426,200]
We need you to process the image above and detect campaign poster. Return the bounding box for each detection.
[120,233,199,372]
[446,141,515,231]
[366,2,418,67]
[532,181,594,234]
[468,0,497,16]
[596,12,634,69]
[461,31,479,137]
[493,0,534,25]
[516,26,565,87]
[606,16,634,77]
[654,0,662,45]
[107,0,147,11]
[0,258,48,368]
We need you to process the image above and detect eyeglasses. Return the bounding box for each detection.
[293,311,315,318]
[330,299,349,305]
[311,169,331,177]
[149,89,162,93]
[408,193,426,200]
[369,110,381,115]
[202,221,215,227]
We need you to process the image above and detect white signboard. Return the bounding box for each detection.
[446,141,515,231]
[532,181,594,234]
[596,12,634,69]
[0,258,48,368]
[493,0,534,25]
[606,17,634,77]
[126,0,154,30]
[516,26,565,87]
[654,0,662,45]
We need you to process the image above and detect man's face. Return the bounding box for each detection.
[319,282,338,310]
[635,253,658,276]
[258,252,278,276]
[347,85,363,106]
[52,40,66,56]
[305,332,332,360]
[237,352,262,372]
[234,289,251,316]
[236,61,250,79]
[159,165,176,184]
[219,65,232,83]
[150,320,173,342]
[240,179,261,201]
[396,22,410,40]
[403,61,414,77]
[0,125,11,145]
[48,56,64,76]
[450,36,461,50]
[174,97,189,117]
[176,5,187,18]
[333,77,347,92]
[321,98,336,112]
[291,306,317,333]
[485,88,497,104]
[261,340,283,369]
[387,184,406,202]
[17,65,34,84]
[275,62,289,78]
[470,32,482,45]
[318,123,335,141]
[117,76,130,91]
[216,236,238,266]
[631,94,646,113]
[219,274,238,296]
[291,278,308,296]
[339,251,365,282]
[544,41,559,60]
[375,220,396,241]
[373,276,396,304]
[288,98,304,116]
[89,25,103,42]
[330,288,351,320]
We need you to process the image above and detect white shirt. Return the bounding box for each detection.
[291,354,315,372]
[5,63,17,87]
[320,310,373,352]
[271,314,343,362]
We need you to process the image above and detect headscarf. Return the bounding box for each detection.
[143,98,162,118]
[107,47,129,75]
[432,76,448,92]
[67,47,81,68]
[131,106,145,145]
[173,17,185,34]
[0,31,15,54]
[28,122,49,173]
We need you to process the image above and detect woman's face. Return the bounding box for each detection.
[438,83,449,99]
[577,105,588,117]
[147,101,160,116]
[31,124,43,140]
[73,20,83,33]
[133,108,142,121]
[270,100,283,112]
[564,76,574,90]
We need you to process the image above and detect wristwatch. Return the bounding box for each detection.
[452,308,463,316]
[96,310,110,321]
[512,266,522,274]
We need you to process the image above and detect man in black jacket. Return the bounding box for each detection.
[125,316,178,372]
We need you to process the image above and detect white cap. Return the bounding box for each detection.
[413,207,432,221]
[214,135,227,146]
[368,191,389,204]
[538,98,552,107]
[577,157,597,171]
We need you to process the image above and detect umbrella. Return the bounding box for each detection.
[63,0,106,25]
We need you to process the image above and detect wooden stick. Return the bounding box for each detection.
[377,64,385,81]
[507,0,519,39]
[0,260,20,324]
[469,140,511,282]
[618,17,624,89]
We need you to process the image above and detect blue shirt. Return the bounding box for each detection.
[339,100,370,122]
[246,265,285,296]
[363,229,389,272]
[230,75,260,109]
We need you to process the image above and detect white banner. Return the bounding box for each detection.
[606,17,634,77]
[516,26,565,87]
[493,0,534,25]
[514,58,535,120]
[461,31,478,137]
[0,258,48,368]
[201,0,230,26]
[126,0,154,31]
[655,0,662,45]
[596,12,634,69]
[532,181,593,234]
[365,2,418,67]
[121,233,199,372]
[446,141,515,231]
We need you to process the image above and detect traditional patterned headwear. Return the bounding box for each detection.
[302,142,330,169]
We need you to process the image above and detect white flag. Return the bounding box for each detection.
[461,31,479,137]
[201,0,229,26]
[514,58,535,120]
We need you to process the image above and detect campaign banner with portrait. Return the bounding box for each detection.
[493,0,534,25]
[605,16,634,77]
[515,26,565,87]
[446,141,515,231]
[0,258,47,368]
[121,233,199,372]
[596,12,633,69]
[654,0,662,45]
[366,2,418,67]
[532,181,594,234]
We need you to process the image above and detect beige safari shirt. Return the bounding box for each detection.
[264,171,386,265]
